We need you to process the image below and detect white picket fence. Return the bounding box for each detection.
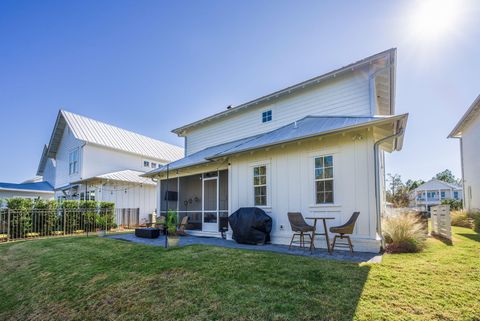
[431,205,452,240]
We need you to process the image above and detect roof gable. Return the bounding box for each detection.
[449,94,480,138]
[414,179,461,191]
[38,110,184,175]
[172,48,396,135]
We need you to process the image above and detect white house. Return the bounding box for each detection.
[0,181,54,203]
[37,110,184,224]
[449,94,480,211]
[144,49,408,252]
[411,179,462,211]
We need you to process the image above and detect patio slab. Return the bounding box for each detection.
[106,233,382,263]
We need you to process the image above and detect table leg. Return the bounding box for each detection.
[309,219,317,253]
[322,219,331,254]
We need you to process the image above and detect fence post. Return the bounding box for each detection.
[7,209,11,242]
[63,208,66,236]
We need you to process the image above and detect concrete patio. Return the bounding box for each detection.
[106,233,382,263]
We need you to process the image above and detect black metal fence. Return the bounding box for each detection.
[0,208,141,242]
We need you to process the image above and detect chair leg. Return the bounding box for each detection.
[289,233,295,250]
[331,235,338,252]
[347,236,354,255]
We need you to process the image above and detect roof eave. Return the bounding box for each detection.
[172,48,397,135]
[448,94,480,139]
[208,114,408,160]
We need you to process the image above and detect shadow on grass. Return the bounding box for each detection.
[430,233,453,246]
[457,232,480,243]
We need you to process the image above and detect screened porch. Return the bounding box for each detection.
[159,170,229,234]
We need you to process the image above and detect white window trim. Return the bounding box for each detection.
[249,160,271,208]
[69,148,79,176]
[308,150,341,208]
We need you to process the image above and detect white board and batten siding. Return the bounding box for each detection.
[460,115,480,211]
[185,69,372,155]
[228,129,380,252]
[50,126,84,189]
[82,144,165,179]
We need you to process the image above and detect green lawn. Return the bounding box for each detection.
[0,227,479,321]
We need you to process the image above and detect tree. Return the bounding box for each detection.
[405,179,425,191]
[435,169,459,185]
[386,174,410,208]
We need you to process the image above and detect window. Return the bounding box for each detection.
[315,155,334,204]
[253,165,267,206]
[69,148,79,175]
[151,162,157,168]
[441,191,445,199]
[454,191,459,199]
[262,110,272,123]
[144,160,150,167]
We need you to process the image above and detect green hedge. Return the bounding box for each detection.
[3,199,115,238]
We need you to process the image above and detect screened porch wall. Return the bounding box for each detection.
[159,170,228,232]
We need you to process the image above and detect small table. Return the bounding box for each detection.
[135,228,160,239]
[305,217,335,254]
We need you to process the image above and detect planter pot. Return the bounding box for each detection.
[97,230,106,237]
[167,236,180,247]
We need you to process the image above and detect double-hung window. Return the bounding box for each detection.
[69,148,79,175]
[253,165,267,206]
[315,155,334,204]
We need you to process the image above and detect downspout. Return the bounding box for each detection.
[374,126,403,249]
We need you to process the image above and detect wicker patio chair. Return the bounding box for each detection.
[329,212,360,255]
[176,216,189,236]
[288,212,315,250]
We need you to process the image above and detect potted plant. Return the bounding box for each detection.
[166,210,179,247]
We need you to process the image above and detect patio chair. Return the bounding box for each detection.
[155,216,166,234]
[176,216,189,236]
[329,212,360,255]
[287,212,315,250]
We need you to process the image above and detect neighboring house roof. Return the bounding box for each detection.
[37,110,184,175]
[448,94,480,138]
[72,170,156,186]
[413,179,462,192]
[172,48,396,135]
[144,113,408,176]
[21,176,43,183]
[0,181,54,193]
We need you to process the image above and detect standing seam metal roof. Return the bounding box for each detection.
[143,114,407,176]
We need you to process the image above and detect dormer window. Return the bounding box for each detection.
[144,160,150,167]
[262,110,272,123]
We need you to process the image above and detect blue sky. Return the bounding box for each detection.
[0,0,479,183]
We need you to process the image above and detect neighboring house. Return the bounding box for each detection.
[144,48,408,253]
[0,181,54,203]
[36,110,184,223]
[410,179,463,211]
[449,94,480,212]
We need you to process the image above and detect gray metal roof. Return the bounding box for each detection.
[0,181,54,193]
[143,136,259,176]
[144,114,407,176]
[38,110,184,175]
[73,170,156,185]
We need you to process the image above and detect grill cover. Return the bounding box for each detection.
[228,207,272,245]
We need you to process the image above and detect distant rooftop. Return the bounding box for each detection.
[0,181,54,193]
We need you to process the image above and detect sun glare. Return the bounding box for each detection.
[409,0,463,41]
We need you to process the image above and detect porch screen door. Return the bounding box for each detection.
[202,177,218,232]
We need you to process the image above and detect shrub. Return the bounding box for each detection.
[469,211,480,233]
[451,211,472,228]
[441,199,463,211]
[382,214,427,253]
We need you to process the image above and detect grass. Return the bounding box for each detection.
[0,227,479,321]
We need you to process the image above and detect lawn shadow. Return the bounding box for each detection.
[430,233,453,246]
[457,232,480,243]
